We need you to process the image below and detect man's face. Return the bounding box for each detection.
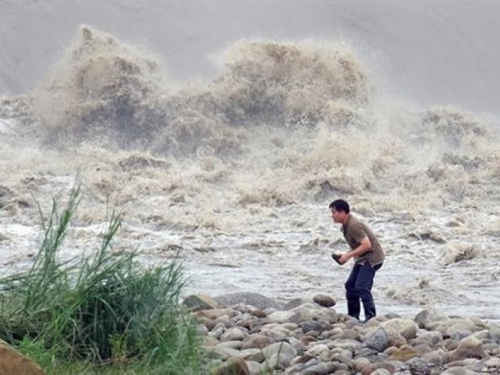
[330,208,345,223]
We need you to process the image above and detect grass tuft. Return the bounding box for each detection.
[0,185,201,374]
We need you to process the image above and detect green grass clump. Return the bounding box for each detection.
[0,186,201,374]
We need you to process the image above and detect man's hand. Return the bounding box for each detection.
[339,253,352,264]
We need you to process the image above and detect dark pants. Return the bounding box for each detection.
[345,262,382,321]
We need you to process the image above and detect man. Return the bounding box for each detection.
[329,199,384,322]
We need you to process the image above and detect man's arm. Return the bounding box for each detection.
[339,236,371,264]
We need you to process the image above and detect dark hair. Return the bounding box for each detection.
[329,199,350,213]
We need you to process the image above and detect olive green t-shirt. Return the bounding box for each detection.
[342,215,384,266]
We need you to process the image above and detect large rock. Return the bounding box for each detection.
[445,336,488,363]
[313,294,336,307]
[242,334,274,350]
[195,308,239,320]
[182,294,218,312]
[380,318,418,340]
[363,327,390,352]
[220,328,249,342]
[414,308,448,329]
[212,357,250,375]
[213,292,281,310]
[261,342,297,363]
[267,303,337,324]
[390,345,419,362]
[0,341,45,375]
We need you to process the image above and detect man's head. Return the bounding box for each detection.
[329,199,350,223]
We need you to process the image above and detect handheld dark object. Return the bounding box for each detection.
[331,253,343,265]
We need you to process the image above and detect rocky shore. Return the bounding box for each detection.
[184,293,500,375]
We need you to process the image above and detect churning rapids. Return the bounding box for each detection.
[1,0,500,321]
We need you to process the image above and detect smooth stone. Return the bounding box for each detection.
[267,303,337,324]
[212,357,250,375]
[390,345,419,362]
[211,346,243,361]
[313,294,336,307]
[302,362,337,375]
[380,318,418,340]
[301,319,331,334]
[195,308,239,320]
[220,327,249,342]
[445,336,488,362]
[361,362,396,375]
[364,327,390,352]
[245,360,262,375]
[182,294,219,311]
[414,308,448,329]
[261,342,297,363]
[242,334,274,350]
[216,341,244,350]
[305,344,330,357]
[213,292,281,310]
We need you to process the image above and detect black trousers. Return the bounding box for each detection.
[345,262,382,321]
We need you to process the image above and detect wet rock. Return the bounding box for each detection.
[361,362,396,375]
[406,357,430,375]
[211,346,242,361]
[182,294,219,312]
[305,344,330,357]
[371,369,392,375]
[380,318,418,340]
[214,292,281,310]
[261,342,297,363]
[445,336,488,362]
[214,315,235,329]
[220,328,249,342]
[212,357,250,375]
[202,336,219,348]
[216,341,244,350]
[414,308,448,329]
[283,297,314,310]
[269,303,338,324]
[390,345,419,362]
[245,360,261,375]
[313,294,336,307]
[241,334,274,350]
[485,357,500,368]
[364,327,390,352]
[415,330,443,346]
[302,362,337,375]
[300,319,331,334]
[450,330,471,341]
[195,308,239,320]
[441,367,478,375]
[354,357,371,372]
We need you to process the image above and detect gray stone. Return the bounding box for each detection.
[213,292,281,310]
[451,330,472,341]
[242,334,274,350]
[300,319,331,334]
[261,341,297,363]
[220,327,249,342]
[212,357,250,375]
[313,294,336,307]
[302,362,337,375]
[380,318,418,340]
[414,308,448,329]
[268,303,338,324]
[216,341,244,350]
[363,327,390,352]
[245,360,261,375]
[182,294,218,312]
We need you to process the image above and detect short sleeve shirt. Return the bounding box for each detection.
[342,215,385,265]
